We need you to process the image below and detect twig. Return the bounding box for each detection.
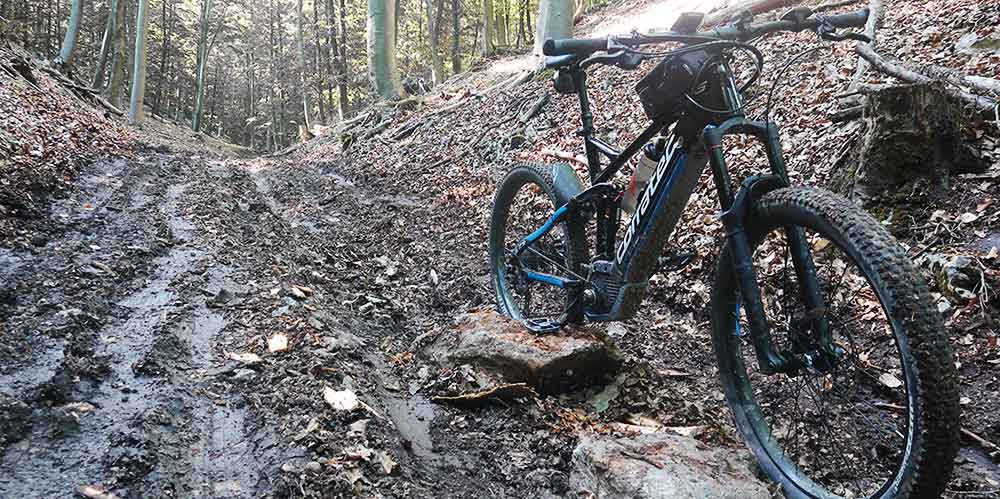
[962,428,1000,453]
[541,148,587,166]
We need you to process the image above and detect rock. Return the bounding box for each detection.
[925,254,981,302]
[956,31,1000,55]
[570,433,769,499]
[428,311,620,394]
[0,395,32,446]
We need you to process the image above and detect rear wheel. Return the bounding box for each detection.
[710,187,959,498]
[489,163,588,323]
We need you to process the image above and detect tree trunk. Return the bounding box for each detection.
[534,0,572,58]
[516,0,524,47]
[450,0,461,73]
[702,0,788,27]
[338,0,350,116]
[480,0,494,56]
[92,0,119,88]
[495,3,507,47]
[313,0,327,125]
[192,0,214,131]
[129,0,151,126]
[56,0,84,68]
[297,0,312,130]
[107,0,127,108]
[368,0,403,99]
[424,0,445,84]
[153,0,172,115]
[836,82,988,197]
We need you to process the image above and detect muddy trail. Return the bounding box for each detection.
[2,146,997,498]
[0,150,577,499]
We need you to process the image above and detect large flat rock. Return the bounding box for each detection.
[429,311,620,394]
[570,433,770,499]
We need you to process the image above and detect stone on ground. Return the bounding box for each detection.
[429,311,620,393]
[570,432,770,499]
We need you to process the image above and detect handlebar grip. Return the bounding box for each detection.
[543,37,609,56]
[822,7,870,28]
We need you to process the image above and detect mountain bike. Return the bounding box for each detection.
[488,7,959,498]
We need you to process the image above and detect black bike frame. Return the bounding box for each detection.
[518,51,830,374]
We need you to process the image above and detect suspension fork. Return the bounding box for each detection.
[704,120,832,374]
[763,124,835,363]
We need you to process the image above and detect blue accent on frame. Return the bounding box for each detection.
[524,271,567,288]
[524,205,568,244]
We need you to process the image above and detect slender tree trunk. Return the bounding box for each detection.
[495,5,507,47]
[516,0,524,47]
[480,0,494,56]
[92,0,119,88]
[107,0,127,108]
[129,0,151,126]
[192,0,214,131]
[367,0,403,99]
[56,0,84,68]
[296,0,312,130]
[313,1,327,125]
[450,0,460,73]
[153,0,172,115]
[424,0,444,85]
[338,0,350,117]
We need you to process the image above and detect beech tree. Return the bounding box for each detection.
[368,0,403,98]
[480,0,494,56]
[54,0,85,68]
[192,0,216,131]
[129,0,151,125]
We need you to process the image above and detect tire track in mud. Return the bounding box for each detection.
[0,153,295,498]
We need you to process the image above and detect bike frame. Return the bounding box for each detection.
[515,47,832,374]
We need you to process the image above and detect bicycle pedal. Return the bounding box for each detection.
[523,317,563,334]
[657,251,696,272]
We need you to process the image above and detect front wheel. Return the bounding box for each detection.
[710,187,959,498]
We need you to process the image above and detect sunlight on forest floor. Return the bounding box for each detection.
[488,0,725,73]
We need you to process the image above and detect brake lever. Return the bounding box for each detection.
[579,51,623,69]
[817,22,871,43]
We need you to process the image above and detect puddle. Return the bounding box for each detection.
[383,394,439,460]
[0,338,64,398]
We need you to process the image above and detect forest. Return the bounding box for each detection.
[1,0,999,497]
[2,0,588,149]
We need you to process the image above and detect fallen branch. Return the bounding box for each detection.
[847,0,882,95]
[830,105,863,123]
[854,44,997,115]
[703,0,795,28]
[961,428,1000,453]
[432,383,536,407]
[391,120,421,141]
[912,63,1000,98]
[519,92,549,123]
[541,148,588,165]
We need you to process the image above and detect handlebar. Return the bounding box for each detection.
[542,7,870,57]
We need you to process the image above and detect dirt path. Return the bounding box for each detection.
[2,145,996,498]
[0,153,302,498]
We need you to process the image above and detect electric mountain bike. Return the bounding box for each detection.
[488,7,959,499]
